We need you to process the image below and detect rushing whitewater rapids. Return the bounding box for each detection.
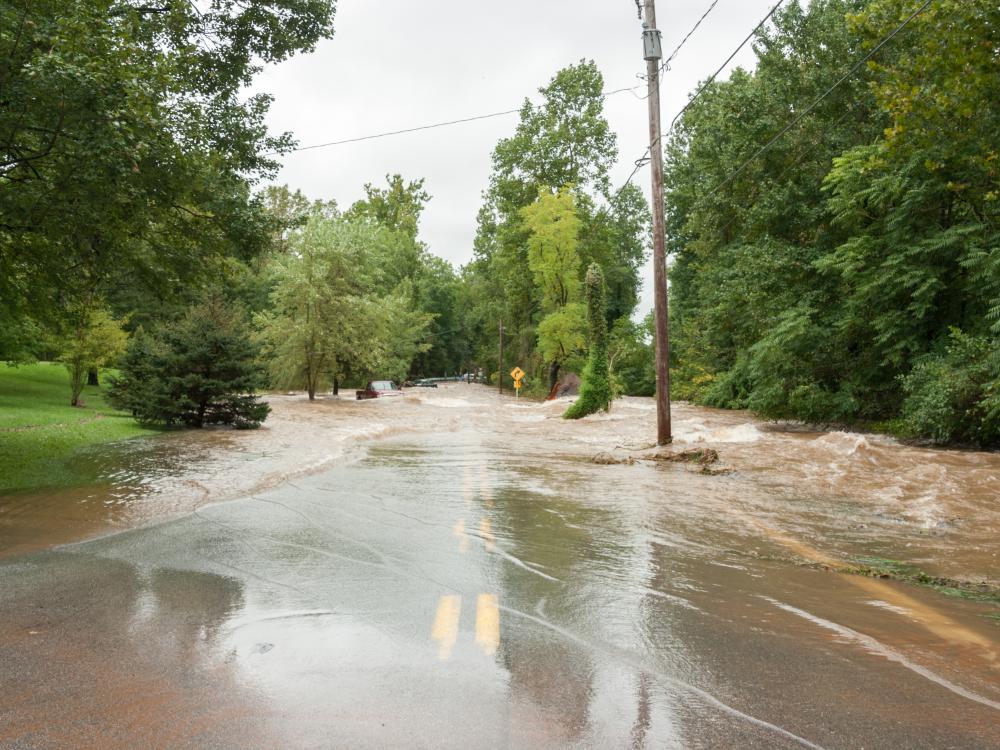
[6,384,995,585]
[1,384,998,748]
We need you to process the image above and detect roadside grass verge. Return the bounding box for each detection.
[839,555,1000,605]
[0,362,159,493]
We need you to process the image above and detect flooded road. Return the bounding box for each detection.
[1,386,998,748]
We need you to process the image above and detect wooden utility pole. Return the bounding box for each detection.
[498,318,504,395]
[643,0,672,444]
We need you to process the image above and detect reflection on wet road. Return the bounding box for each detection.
[1,388,999,748]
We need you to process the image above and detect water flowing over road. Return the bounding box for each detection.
[1,385,998,748]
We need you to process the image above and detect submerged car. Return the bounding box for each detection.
[412,379,438,388]
[356,380,403,400]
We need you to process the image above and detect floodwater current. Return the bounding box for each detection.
[1,385,998,748]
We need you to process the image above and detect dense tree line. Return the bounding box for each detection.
[1,0,336,354]
[0,0,466,423]
[5,0,994,447]
[665,0,999,445]
[458,61,653,396]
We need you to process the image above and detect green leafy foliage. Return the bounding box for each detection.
[522,187,582,310]
[0,0,336,348]
[901,330,999,445]
[58,305,129,407]
[608,316,655,398]
[256,213,434,396]
[109,298,270,428]
[460,61,649,386]
[537,303,587,373]
[664,0,999,444]
[564,264,612,419]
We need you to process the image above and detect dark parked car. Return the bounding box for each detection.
[356,380,403,400]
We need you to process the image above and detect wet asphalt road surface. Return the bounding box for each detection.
[1,426,999,749]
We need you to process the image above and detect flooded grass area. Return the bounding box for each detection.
[0,391,466,556]
[0,362,160,493]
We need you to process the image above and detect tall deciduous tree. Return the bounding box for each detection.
[0,0,336,345]
[462,60,648,384]
[257,216,380,400]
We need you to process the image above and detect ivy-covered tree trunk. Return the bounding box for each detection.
[564,264,612,419]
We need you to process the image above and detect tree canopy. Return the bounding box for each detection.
[664,0,999,444]
[460,60,650,388]
[0,0,336,342]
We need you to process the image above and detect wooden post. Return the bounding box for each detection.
[644,0,672,444]
[498,318,504,395]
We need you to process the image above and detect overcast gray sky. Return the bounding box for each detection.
[257,0,782,316]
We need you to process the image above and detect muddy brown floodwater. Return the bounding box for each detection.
[1,384,998,748]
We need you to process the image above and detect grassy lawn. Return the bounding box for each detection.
[0,362,160,493]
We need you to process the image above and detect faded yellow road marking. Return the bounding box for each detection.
[462,465,473,507]
[475,594,500,656]
[480,476,494,508]
[453,519,469,553]
[431,595,461,660]
[479,518,495,552]
[748,517,999,667]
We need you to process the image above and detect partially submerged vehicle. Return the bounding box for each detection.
[356,380,403,400]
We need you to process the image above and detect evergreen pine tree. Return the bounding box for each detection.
[110,298,270,428]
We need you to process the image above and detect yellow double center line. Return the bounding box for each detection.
[431,594,500,660]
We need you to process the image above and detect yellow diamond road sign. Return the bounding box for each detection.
[510,367,525,381]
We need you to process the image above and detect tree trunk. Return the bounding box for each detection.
[195,402,206,428]
[549,361,561,391]
[333,378,339,395]
[70,364,84,406]
[87,367,99,386]
[308,386,316,401]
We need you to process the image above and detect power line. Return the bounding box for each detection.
[659,0,721,74]
[701,0,933,199]
[612,0,787,200]
[666,0,788,133]
[272,86,642,156]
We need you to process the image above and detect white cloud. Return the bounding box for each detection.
[257,0,779,314]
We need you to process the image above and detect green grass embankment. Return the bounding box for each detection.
[0,362,159,493]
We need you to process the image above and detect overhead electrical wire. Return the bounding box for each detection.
[666,0,788,132]
[658,0,722,74]
[272,86,642,156]
[700,0,933,199]
[276,0,729,159]
[612,0,787,199]
[612,0,738,197]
